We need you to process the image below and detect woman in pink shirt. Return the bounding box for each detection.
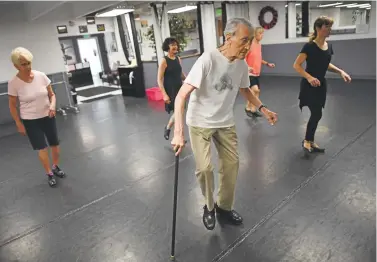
[8,47,66,187]
[244,27,275,117]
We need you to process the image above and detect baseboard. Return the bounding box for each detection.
[262,72,376,80]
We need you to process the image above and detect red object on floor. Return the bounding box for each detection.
[146,87,163,101]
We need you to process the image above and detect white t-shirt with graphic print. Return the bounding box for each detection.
[185,49,250,128]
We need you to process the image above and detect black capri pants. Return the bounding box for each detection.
[22,116,60,150]
[249,76,260,89]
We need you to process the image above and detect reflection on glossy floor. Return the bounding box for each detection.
[0,77,375,262]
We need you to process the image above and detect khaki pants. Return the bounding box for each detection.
[188,125,239,211]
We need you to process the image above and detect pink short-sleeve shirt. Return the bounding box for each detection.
[245,41,262,76]
[8,70,52,120]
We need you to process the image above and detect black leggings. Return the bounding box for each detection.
[305,105,323,141]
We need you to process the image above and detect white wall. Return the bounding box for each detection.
[0,16,129,83]
[248,1,376,45]
[54,17,115,37]
[0,22,66,82]
[249,2,286,44]
[55,17,128,67]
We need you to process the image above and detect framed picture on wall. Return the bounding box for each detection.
[57,25,68,34]
[97,24,105,32]
[87,17,95,24]
[79,25,88,33]
[141,20,148,28]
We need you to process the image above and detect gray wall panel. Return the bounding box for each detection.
[142,62,158,89]
[0,82,7,94]
[142,55,200,89]
[261,38,376,79]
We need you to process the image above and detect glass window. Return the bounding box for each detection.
[133,7,157,61]
[214,3,224,46]
[309,1,372,35]
[166,2,200,57]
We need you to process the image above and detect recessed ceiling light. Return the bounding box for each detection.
[167,5,197,14]
[335,3,358,7]
[318,2,343,7]
[96,8,135,17]
[347,3,371,8]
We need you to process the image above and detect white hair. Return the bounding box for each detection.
[11,47,33,65]
[224,17,254,38]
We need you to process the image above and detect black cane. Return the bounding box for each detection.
[170,151,180,260]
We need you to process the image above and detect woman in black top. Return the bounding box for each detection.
[293,16,351,154]
[157,37,186,140]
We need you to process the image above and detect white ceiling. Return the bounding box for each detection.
[0,1,122,22]
[2,1,370,23]
[0,1,202,22]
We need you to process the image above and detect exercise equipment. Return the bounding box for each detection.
[52,72,79,116]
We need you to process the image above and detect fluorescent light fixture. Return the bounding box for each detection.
[347,3,371,8]
[295,3,301,6]
[357,4,371,7]
[335,3,358,7]
[318,2,343,7]
[96,8,134,17]
[167,5,197,13]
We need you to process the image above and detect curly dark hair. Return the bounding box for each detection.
[162,37,179,52]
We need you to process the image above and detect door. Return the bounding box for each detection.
[77,37,103,86]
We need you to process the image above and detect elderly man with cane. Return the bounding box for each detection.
[171,18,278,231]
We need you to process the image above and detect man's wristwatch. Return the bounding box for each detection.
[258,104,267,112]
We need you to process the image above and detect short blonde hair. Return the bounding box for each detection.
[11,47,33,65]
[254,27,264,36]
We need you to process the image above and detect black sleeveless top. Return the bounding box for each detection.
[298,41,334,109]
[163,56,182,113]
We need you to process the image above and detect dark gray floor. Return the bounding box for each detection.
[0,76,375,262]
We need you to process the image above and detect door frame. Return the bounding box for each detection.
[59,33,110,72]
[77,37,104,73]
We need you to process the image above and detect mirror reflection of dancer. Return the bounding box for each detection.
[293,16,351,154]
[157,37,186,140]
[244,27,275,117]
[8,47,66,187]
